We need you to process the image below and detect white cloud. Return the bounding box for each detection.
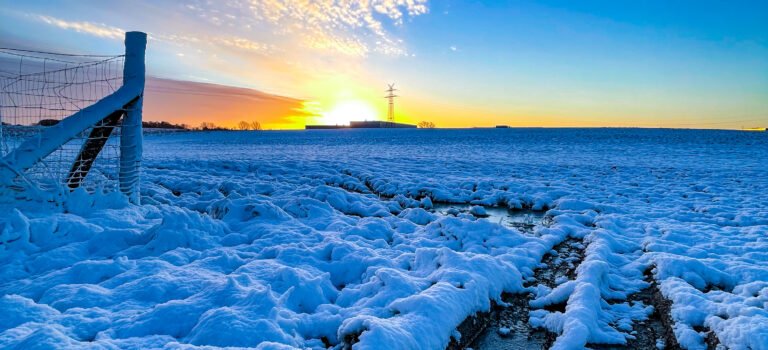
[36,1,430,58]
[185,0,429,57]
[34,15,275,57]
[304,35,368,57]
[450,46,457,51]
[36,15,124,39]
[215,36,275,54]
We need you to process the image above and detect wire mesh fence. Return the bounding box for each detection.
[0,47,125,192]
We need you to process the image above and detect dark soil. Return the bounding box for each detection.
[447,237,585,350]
[588,269,724,350]
[589,271,681,349]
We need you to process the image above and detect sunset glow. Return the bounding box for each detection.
[319,100,378,126]
[1,1,765,129]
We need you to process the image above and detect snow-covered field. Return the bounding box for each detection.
[1,128,767,349]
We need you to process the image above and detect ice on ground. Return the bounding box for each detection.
[1,128,767,349]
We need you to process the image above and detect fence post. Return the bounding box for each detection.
[119,31,146,204]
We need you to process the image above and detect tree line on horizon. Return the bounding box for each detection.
[142,120,262,131]
[2,119,263,131]
[418,121,436,128]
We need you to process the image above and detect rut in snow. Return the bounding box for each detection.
[447,243,689,350]
[594,269,723,350]
[589,269,682,350]
[447,237,585,350]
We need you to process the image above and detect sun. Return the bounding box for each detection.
[321,100,377,125]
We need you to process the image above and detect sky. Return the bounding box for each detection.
[1,0,766,129]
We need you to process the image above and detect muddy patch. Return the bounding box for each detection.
[447,238,585,350]
[588,271,683,350]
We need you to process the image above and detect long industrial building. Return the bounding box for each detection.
[306,121,416,129]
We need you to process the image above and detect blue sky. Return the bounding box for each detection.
[1,0,766,128]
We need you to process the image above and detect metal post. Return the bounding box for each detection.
[119,31,146,204]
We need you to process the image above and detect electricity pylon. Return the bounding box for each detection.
[385,83,398,122]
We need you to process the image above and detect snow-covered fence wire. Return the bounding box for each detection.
[0,32,145,203]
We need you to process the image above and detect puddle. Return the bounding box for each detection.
[432,204,547,232]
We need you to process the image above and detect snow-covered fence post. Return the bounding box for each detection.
[119,31,146,204]
[0,107,3,154]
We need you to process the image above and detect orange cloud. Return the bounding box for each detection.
[143,77,318,129]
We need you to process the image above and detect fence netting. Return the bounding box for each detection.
[0,47,125,193]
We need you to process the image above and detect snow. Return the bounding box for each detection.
[469,205,487,216]
[1,128,767,349]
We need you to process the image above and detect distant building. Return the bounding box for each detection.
[306,121,416,129]
[305,125,347,130]
[350,121,415,128]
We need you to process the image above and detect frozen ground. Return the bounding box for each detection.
[1,128,767,350]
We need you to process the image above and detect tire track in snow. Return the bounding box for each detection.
[590,269,682,350]
[446,207,690,350]
[446,237,586,350]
